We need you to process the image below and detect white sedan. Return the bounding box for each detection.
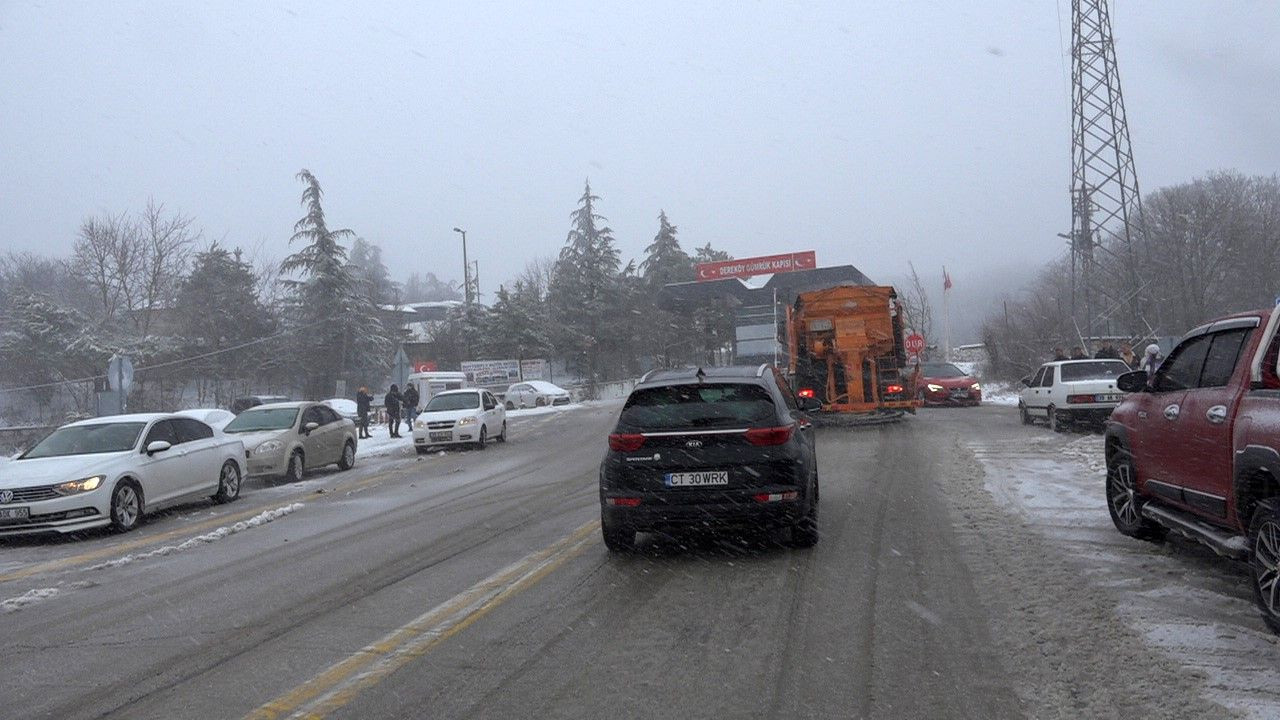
[1019,359,1132,431]
[503,381,572,410]
[413,389,506,454]
[0,413,246,536]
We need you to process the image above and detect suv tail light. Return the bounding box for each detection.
[744,426,795,446]
[608,433,646,451]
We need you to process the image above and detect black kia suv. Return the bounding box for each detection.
[599,364,821,552]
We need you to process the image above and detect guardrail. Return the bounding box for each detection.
[566,378,638,403]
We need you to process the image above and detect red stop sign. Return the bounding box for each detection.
[905,333,926,354]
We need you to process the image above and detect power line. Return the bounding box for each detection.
[0,317,331,396]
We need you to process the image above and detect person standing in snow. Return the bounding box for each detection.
[1052,347,1069,361]
[1094,340,1120,360]
[384,384,403,438]
[1119,343,1137,369]
[402,383,420,427]
[356,386,372,439]
[1069,346,1088,360]
[1140,344,1163,377]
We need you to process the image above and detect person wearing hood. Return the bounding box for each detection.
[1140,344,1162,377]
[384,384,403,438]
[356,386,373,439]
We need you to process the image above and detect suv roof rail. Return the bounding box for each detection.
[756,363,769,377]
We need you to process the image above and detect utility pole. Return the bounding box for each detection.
[1070,0,1145,340]
[452,227,471,306]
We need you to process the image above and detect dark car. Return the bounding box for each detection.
[917,362,981,406]
[598,365,821,552]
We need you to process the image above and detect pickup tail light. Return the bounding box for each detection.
[745,425,795,446]
[608,433,646,451]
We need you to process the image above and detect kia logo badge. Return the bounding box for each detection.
[0,489,12,504]
[685,439,703,449]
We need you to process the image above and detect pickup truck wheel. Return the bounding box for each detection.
[1105,444,1165,541]
[1248,499,1280,634]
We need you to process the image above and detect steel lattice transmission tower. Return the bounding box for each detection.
[1068,0,1145,340]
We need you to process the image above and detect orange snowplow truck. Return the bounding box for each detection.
[787,285,921,416]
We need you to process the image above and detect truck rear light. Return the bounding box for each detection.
[608,433,646,451]
[605,497,642,507]
[886,384,904,394]
[797,388,816,398]
[752,491,798,503]
[745,426,794,446]
[1067,394,1094,404]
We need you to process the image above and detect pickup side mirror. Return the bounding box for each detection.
[1117,370,1149,393]
[303,421,320,434]
[799,396,823,412]
[146,440,172,455]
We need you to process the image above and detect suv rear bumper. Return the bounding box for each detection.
[600,487,808,531]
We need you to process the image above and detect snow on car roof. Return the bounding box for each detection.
[525,381,567,393]
[434,388,482,396]
[66,413,171,426]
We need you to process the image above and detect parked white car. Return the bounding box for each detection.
[1018,359,1133,431]
[223,402,358,481]
[413,389,506,453]
[0,414,246,536]
[503,380,571,409]
[176,408,236,432]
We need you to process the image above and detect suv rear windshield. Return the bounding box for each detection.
[618,383,776,431]
[1059,361,1130,381]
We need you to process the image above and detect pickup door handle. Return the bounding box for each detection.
[1206,405,1228,424]
[1163,404,1181,421]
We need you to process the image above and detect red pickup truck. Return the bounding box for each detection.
[1106,308,1280,632]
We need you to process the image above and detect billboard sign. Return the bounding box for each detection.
[695,250,817,282]
[461,359,551,386]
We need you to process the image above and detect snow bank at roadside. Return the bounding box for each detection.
[87,503,304,571]
[507,403,584,418]
[2,587,58,613]
[967,432,1280,719]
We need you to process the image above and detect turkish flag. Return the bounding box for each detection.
[943,267,953,291]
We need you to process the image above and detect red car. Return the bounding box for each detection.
[916,362,982,406]
[1105,308,1280,632]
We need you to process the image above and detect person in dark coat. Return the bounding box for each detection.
[1052,347,1069,361]
[384,384,403,438]
[1094,340,1121,360]
[402,384,420,427]
[356,387,372,439]
[1069,346,1088,360]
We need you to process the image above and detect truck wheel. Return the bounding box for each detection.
[1249,498,1280,635]
[1105,442,1165,541]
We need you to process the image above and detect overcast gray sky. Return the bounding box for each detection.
[3,1,1278,308]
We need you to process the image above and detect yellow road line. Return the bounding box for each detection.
[0,466,407,584]
[246,519,601,720]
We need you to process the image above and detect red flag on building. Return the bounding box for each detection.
[943,267,953,291]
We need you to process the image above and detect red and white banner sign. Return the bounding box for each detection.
[695,250,817,282]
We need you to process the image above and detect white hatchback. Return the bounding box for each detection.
[413,389,506,453]
[1018,359,1132,431]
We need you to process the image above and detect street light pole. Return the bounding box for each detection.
[452,227,470,305]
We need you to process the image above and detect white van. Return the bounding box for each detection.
[404,371,469,413]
